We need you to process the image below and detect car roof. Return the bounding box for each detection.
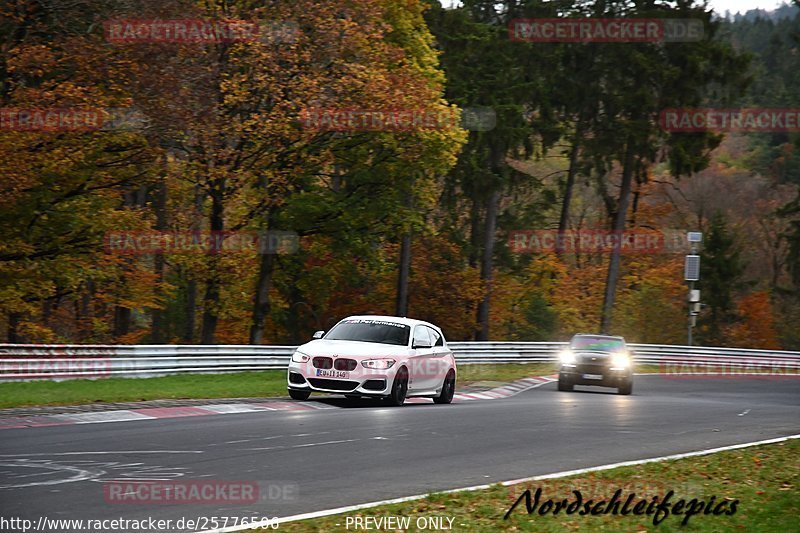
[571,333,626,341]
[341,315,440,330]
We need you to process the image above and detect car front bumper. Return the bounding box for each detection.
[287,361,396,396]
[559,365,632,387]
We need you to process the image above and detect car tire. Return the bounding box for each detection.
[288,388,311,401]
[387,367,408,406]
[557,376,573,392]
[617,379,633,395]
[433,370,456,405]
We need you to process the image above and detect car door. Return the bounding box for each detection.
[409,325,436,391]
[426,326,450,385]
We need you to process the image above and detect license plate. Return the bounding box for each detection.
[583,373,603,380]
[316,369,349,379]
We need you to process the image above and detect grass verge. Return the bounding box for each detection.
[0,364,560,409]
[271,438,800,532]
[0,371,288,409]
[0,363,667,409]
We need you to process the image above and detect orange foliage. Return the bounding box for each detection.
[725,292,781,349]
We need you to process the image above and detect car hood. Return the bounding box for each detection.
[295,339,408,358]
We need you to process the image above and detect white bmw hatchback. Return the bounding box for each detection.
[287,315,457,406]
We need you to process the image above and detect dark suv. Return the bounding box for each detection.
[558,334,633,395]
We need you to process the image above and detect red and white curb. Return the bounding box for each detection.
[0,375,558,430]
[0,401,333,430]
[456,375,557,400]
[405,374,558,404]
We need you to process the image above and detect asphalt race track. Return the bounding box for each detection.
[1,375,798,531]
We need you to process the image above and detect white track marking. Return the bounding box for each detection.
[52,411,155,424]
[293,439,358,448]
[199,404,264,414]
[0,462,100,489]
[0,451,201,457]
[247,438,358,451]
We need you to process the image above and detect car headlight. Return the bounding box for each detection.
[362,359,396,369]
[560,350,576,365]
[291,351,310,363]
[611,353,630,368]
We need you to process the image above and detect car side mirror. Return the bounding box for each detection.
[312,330,324,340]
[413,339,432,349]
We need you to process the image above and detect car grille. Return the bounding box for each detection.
[334,358,357,371]
[308,378,359,391]
[312,357,333,369]
[575,363,608,374]
[575,353,609,373]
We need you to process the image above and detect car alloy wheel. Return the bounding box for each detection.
[433,370,456,404]
[387,367,408,406]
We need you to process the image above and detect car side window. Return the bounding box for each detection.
[426,326,443,347]
[413,326,432,347]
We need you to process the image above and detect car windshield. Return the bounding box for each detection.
[570,336,625,352]
[325,319,410,346]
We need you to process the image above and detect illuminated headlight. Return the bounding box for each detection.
[559,350,576,365]
[611,353,630,368]
[362,359,396,370]
[291,351,310,363]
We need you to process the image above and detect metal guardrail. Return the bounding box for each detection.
[1,342,799,381]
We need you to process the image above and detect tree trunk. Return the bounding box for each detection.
[249,252,274,344]
[79,280,94,340]
[556,122,584,256]
[287,280,303,345]
[395,232,411,317]
[476,188,500,340]
[600,139,636,334]
[112,190,139,340]
[184,274,196,343]
[395,192,414,317]
[150,171,168,343]
[182,185,204,343]
[113,306,131,338]
[200,177,225,344]
[468,191,482,268]
[42,298,52,332]
[475,141,505,341]
[7,312,21,343]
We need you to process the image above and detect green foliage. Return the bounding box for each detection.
[697,211,747,345]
